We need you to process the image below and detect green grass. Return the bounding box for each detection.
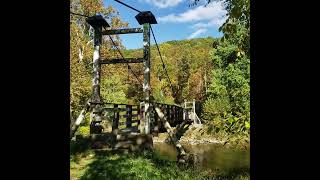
[70,139,249,180]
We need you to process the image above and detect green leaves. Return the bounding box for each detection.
[204,14,250,135]
[101,74,129,104]
[77,126,90,136]
[245,121,250,129]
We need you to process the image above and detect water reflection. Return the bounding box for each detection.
[153,143,250,171]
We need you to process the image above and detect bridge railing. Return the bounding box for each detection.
[142,102,184,134]
[98,102,185,133]
[101,103,141,132]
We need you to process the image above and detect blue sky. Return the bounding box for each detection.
[104,0,227,49]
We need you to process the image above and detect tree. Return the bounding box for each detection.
[70,0,129,120]
[175,56,190,104]
[191,0,250,48]
[193,0,250,134]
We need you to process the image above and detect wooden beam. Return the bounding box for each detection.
[100,58,143,64]
[102,28,143,35]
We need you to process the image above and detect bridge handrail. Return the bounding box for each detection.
[101,101,183,109]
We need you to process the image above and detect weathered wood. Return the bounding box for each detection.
[137,105,141,127]
[142,23,151,134]
[139,102,145,133]
[112,104,119,132]
[100,58,143,64]
[91,26,102,104]
[102,28,143,35]
[89,23,103,134]
[126,105,132,128]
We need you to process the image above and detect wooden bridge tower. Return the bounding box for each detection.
[86,12,157,135]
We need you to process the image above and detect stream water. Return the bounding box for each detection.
[153,142,250,172]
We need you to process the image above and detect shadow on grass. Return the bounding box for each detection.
[79,150,160,180]
[70,136,91,155]
[70,136,92,164]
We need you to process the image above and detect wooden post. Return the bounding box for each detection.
[126,105,132,128]
[139,102,144,132]
[142,23,151,134]
[112,104,119,133]
[90,24,103,134]
[137,104,141,127]
[193,99,196,124]
[92,26,102,103]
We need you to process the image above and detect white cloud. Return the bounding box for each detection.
[158,1,227,39]
[158,1,227,24]
[187,28,208,39]
[142,0,183,8]
[191,16,227,29]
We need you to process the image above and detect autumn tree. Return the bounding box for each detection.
[70,0,129,123]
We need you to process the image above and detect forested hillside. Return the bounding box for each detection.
[123,35,250,136]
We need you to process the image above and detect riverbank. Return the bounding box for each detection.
[70,145,249,180]
[153,124,250,149]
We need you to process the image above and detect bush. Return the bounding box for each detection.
[202,97,231,122]
[77,126,90,136]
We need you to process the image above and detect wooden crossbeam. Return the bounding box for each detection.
[102,28,143,35]
[100,58,144,64]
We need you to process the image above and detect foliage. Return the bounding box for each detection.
[125,37,216,104]
[202,97,231,120]
[191,0,250,39]
[101,74,129,104]
[202,28,249,134]
[70,0,129,120]
[76,126,90,136]
[199,0,250,135]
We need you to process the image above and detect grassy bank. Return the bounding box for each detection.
[153,124,249,150]
[182,125,249,148]
[70,140,249,180]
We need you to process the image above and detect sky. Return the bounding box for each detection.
[104,0,227,49]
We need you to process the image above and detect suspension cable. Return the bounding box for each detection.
[150,25,175,96]
[107,33,143,87]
